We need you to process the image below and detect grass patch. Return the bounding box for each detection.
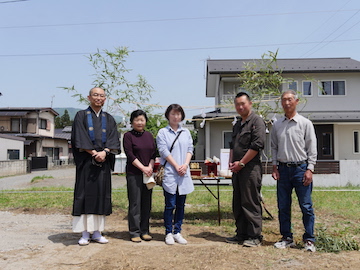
[316,226,359,253]
[30,175,54,183]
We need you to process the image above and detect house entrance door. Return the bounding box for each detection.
[314,124,334,160]
[54,147,60,160]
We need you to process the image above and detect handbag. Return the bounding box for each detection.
[154,165,165,186]
[154,130,183,186]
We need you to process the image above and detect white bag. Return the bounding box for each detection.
[143,173,156,190]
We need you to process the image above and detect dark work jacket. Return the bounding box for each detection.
[230,111,266,164]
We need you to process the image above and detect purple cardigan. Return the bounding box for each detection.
[123,130,156,175]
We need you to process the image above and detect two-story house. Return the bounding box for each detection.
[0,107,70,166]
[194,57,360,186]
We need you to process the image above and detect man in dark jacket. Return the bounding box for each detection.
[226,92,266,247]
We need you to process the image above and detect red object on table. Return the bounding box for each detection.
[205,163,218,176]
[153,162,160,173]
[190,169,202,176]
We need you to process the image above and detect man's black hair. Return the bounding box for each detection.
[235,92,251,101]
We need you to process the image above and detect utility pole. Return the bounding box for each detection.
[50,95,55,107]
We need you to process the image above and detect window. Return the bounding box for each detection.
[223,131,232,149]
[320,81,331,95]
[8,149,20,160]
[222,82,238,102]
[43,147,54,158]
[333,81,345,95]
[319,80,345,96]
[11,118,20,132]
[302,81,312,96]
[40,119,47,130]
[288,81,298,91]
[354,131,359,154]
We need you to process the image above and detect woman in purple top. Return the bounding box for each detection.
[123,110,156,243]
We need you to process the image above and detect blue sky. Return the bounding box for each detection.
[1,0,360,119]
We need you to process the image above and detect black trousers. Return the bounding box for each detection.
[126,174,152,238]
[231,162,263,239]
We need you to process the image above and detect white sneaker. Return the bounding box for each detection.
[165,233,175,245]
[274,237,296,249]
[304,240,316,252]
[173,233,187,245]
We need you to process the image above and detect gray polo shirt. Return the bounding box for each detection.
[271,113,317,171]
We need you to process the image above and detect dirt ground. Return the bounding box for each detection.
[1,210,360,270]
[1,168,360,269]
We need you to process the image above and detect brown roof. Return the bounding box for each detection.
[0,107,59,116]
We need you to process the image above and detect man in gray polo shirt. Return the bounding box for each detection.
[271,90,317,252]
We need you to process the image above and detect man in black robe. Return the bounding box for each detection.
[71,87,120,246]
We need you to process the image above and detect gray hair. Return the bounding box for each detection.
[281,90,298,100]
[89,87,105,96]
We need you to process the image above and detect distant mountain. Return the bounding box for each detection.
[53,107,81,120]
[54,107,124,123]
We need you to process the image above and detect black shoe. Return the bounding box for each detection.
[225,236,244,245]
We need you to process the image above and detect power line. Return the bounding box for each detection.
[284,0,352,56]
[1,38,360,58]
[301,9,360,57]
[1,9,360,30]
[0,0,28,4]
[305,16,360,57]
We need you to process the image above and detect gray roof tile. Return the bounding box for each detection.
[208,57,360,74]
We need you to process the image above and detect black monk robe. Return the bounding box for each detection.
[71,107,120,216]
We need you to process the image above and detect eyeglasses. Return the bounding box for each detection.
[91,93,106,98]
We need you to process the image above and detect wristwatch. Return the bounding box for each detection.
[103,149,110,155]
[239,162,245,168]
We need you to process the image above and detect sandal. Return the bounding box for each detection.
[78,237,90,246]
[91,236,109,244]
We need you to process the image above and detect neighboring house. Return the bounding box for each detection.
[0,134,25,160]
[54,126,73,164]
[0,107,69,165]
[194,57,360,185]
[0,134,27,176]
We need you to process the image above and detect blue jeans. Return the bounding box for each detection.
[277,163,315,242]
[163,190,186,235]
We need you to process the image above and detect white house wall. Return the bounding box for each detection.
[262,160,360,186]
[214,72,360,113]
[335,123,360,160]
[0,137,24,160]
[283,73,360,112]
[208,121,233,159]
[40,112,55,137]
[206,73,219,98]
